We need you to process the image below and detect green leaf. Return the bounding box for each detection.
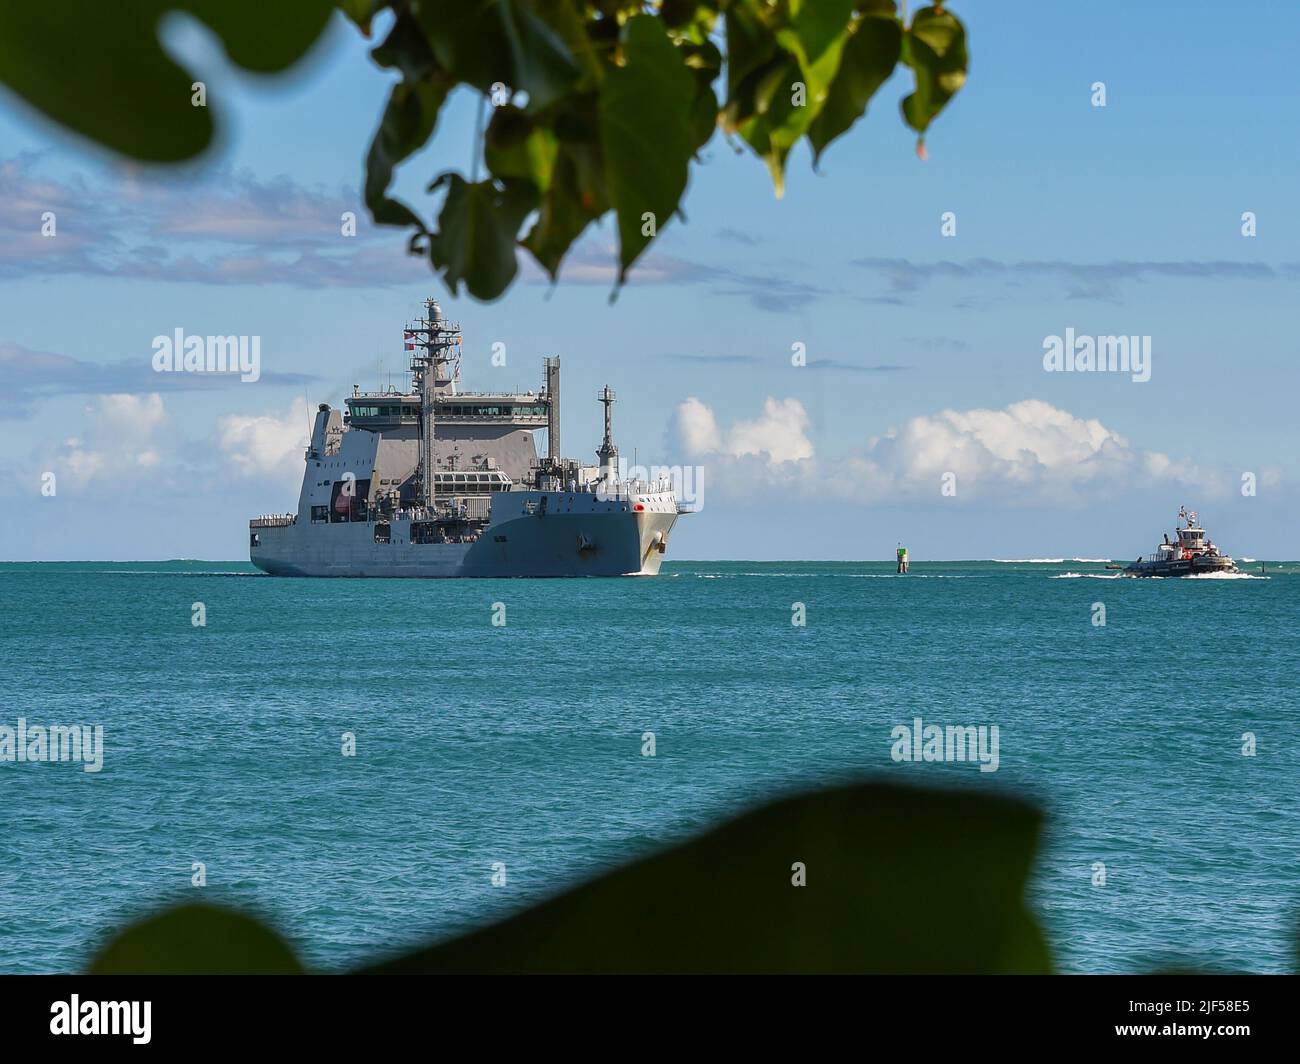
[775,0,856,108]
[808,13,902,164]
[484,105,559,193]
[89,903,304,975]
[680,39,723,151]
[733,55,805,195]
[533,0,604,85]
[416,0,581,112]
[598,15,696,281]
[363,7,452,231]
[0,0,333,162]
[730,0,855,195]
[522,95,608,279]
[370,6,439,82]
[427,175,538,300]
[338,0,379,34]
[365,78,451,230]
[724,1,780,109]
[900,4,968,140]
[361,781,1051,974]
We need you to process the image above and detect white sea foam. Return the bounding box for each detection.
[1055,570,1267,581]
[850,573,975,579]
[996,558,1112,564]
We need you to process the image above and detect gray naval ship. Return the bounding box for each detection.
[1122,507,1239,577]
[249,299,681,577]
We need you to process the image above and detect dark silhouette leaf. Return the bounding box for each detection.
[427,174,538,299]
[0,0,333,162]
[522,96,608,279]
[362,781,1051,974]
[416,0,581,112]
[484,105,558,191]
[339,0,379,33]
[366,79,451,230]
[90,903,303,975]
[599,15,696,281]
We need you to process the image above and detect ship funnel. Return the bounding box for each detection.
[545,357,561,462]
[597,384,618,483]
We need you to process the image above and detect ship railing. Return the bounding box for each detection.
[250,514,297,528]
[594,477,675,499]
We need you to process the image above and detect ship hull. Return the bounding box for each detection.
[251,496,678,578]
[1121,556,1238,578]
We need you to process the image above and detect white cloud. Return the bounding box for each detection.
[46,393,169,485]
[676,395,814,464]
[673,396,1224,504]
[216,398,313,480]
[858,399,1134,490]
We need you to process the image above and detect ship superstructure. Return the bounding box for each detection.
[1122,507,1238,577]
[249,299,681,577]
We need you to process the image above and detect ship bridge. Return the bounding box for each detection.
[1176,507,1205,550]
[344,390,550,430]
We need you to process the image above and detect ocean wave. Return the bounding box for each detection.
[1053,572,1121,580]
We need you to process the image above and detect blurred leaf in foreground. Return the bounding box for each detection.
[90,903,304,975]
[0,0,335,161]
[85,781,1047,974]
[366,780,1050,974]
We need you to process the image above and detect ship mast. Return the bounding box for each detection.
[404,298,461,509]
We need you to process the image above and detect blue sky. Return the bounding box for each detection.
[1,2,1296,560]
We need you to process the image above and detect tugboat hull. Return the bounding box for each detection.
[1122,556,1238,578]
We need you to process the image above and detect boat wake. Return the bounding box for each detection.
[1055,570,1268,581]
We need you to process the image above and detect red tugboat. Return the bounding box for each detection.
[1123,507,1239,577]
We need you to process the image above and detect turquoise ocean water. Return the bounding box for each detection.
[1,559,1296,974]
